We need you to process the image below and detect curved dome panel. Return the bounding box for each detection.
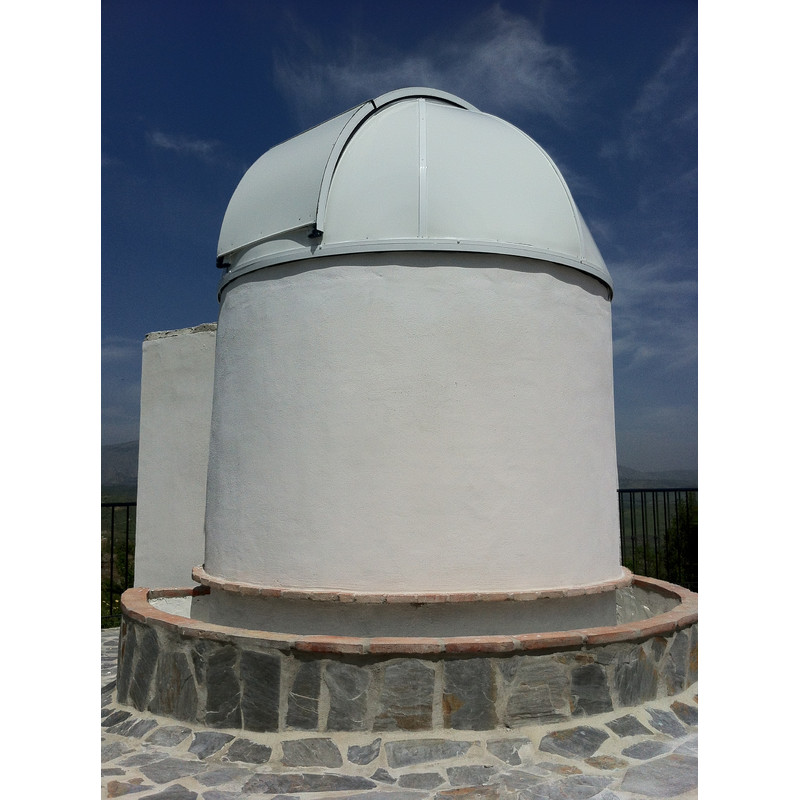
[217,105,364,256]
[322,100,422,242]
[426,105,581,253]
[217,88,611,293]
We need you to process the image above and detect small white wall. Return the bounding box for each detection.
[133,324,216,588]
[204,252,622,594]
[189,591,619,637]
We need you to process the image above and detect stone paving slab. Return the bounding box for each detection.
[102,628,698,799]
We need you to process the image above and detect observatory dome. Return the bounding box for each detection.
[203,86,622,599]
[217,87,611,294]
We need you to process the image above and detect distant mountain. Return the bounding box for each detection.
[102,440,139,488]
[617,465,698,490]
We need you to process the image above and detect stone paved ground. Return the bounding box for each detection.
[102,629,698,799]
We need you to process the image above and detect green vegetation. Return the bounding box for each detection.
[102,484,138,503]
[663,494,698,590]
[620,490,697,591]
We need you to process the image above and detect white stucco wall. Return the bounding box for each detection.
[203,252,622,594]
[133,324,216,588]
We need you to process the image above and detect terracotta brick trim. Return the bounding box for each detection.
[190,564,635,604]
[121,574,697,655]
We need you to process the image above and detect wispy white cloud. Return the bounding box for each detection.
[632,31,696,120]
[617,29,697,162]
[102,152,124,169]
[102,337,142,364]
[610,254,697,374]
[147,130,220,161]
[272,5,577,126]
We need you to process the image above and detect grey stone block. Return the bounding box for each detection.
[397,772,444,789]
[645,707,686,738]
[119,752,170,767]
[138,785,198,800]
[324,661,372,731]
[670,700,698,726]
[128,624,159,712]
[486,737,529,765]
[502,658,570,726]
[139,757,208,784]
[538,726,609,758]
[621,740,672,760]
[585,754,629,770]
[190,640,212,687]
[195,765,252,787]
[375,659,435,731]
[539,774,614,799]
[605,714,652,737]
[650,636,668,663]
[115,621,136,705]
[145,726,192,747]
[570,663,613,716]
[108,717,158,738]
[620,753,697,795]
[493,769,549,792]
[348,738,382,764]
[239,649,281,732]
[242,772,376,793]
[282,737,343,767]
[149,650,198,722]
[443,659,497,730]
[353,792,427,800]
[688,625,698,684]
[664,630,689,694]
[225,738,272,764]
[446,765,498,786]
[286,661,321,730]
[385,738,474,768]
[614,646,658,707]
[204,645,241,729]
[198,791,244,800]
[102,709,132,728]
[189,731,234,759]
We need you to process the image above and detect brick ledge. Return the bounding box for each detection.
[190,565,634,604]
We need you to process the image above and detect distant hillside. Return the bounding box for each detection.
[617,465,698,490]
[102,440,138,501]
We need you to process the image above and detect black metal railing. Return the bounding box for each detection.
[101,502,137,627]
[618,488,697,592]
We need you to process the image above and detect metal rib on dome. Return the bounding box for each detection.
[217,88,612,295]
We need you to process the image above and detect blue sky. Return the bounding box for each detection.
[101,0,698,472]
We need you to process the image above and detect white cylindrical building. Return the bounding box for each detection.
[196,88,623,632]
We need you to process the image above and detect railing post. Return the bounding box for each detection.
[125,504,131,589]
[109,505,116,622]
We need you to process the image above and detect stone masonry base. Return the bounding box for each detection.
[116,580,697,734]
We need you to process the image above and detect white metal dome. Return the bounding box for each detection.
[217,87,612,294]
